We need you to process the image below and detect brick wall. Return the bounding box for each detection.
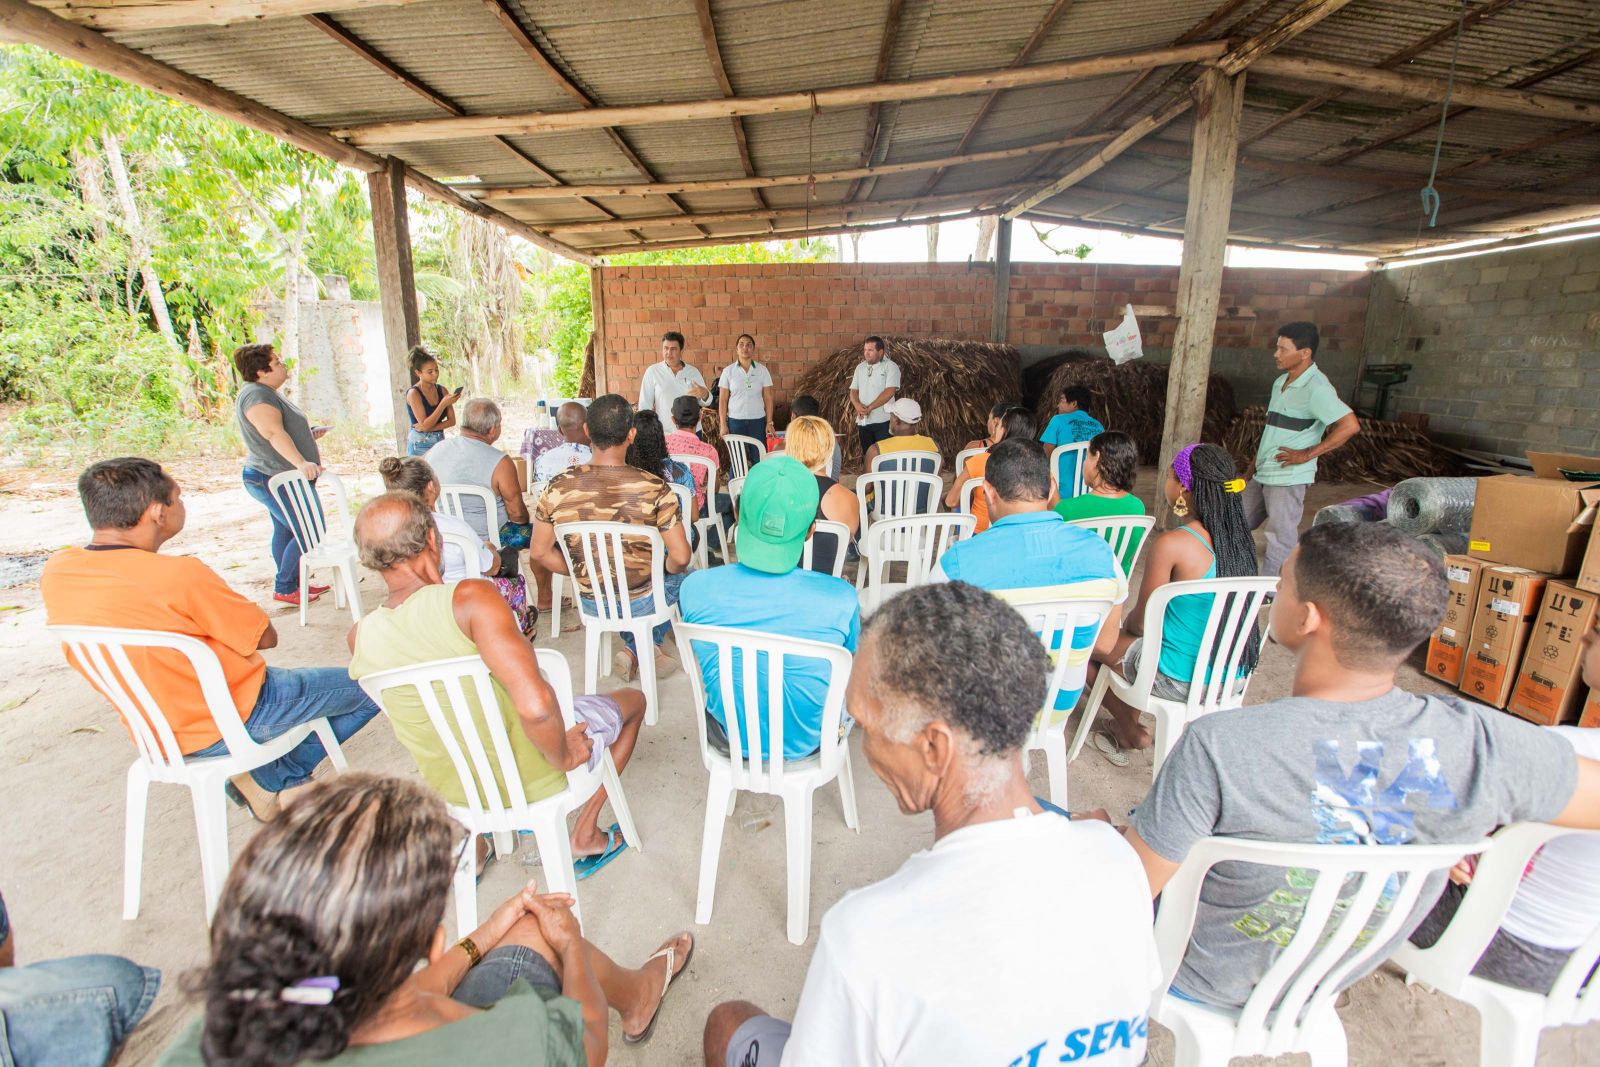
[1365,236,1600,457]
[597,262,1370,408]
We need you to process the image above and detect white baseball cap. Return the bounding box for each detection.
[884,398,922,424]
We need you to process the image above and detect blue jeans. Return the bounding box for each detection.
[240,466,315,595]
[188,666,379,792]
[0,954,160,1067]
[581,571,687,654]
[406,428,444,456]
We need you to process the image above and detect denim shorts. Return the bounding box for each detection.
[1122,639,1245,702]
[0,954,161,1067]
[452,945,560,1008]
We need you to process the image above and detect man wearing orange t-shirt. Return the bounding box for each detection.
[41,458,378,818]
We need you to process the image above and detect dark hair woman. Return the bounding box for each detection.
[1089,442,1261,762]
[944,405,1036,532]
[1053,431,1147,572]
[233,343,329,607]
[627,410,697,523]
[160,773,692,1067]
[405,346,462,456]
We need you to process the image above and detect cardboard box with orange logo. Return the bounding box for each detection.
[1507,582,1598,725]
[1426,556,1489,686]
[1460,566,1549,709]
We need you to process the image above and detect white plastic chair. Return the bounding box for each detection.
[356,649,639,934]
[953,445,985,477]
[671,451,726,569]
[554,521,672,726]
[802,518,852,579]
[1069,514,1157,579]
[856,513,974,612]
[958,474,986,519]
[672,618,858,945]
[1069,576,1277,779]
[1051,441,1091,501]
[1393,822,1600,1067]
[723,433,767,480]
[855,469,940,559]
[871,449,942,477]
[998,592,1117,808]
[438,528,494,581]
[48,625,350,923]
[439,483,503,549]
[1155,836,1477,1066]
[265,469,363,624]
[668,482,695,534]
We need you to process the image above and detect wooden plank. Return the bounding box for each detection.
[843,0,908,204]
[690,0,763,207]
[990,217,1012,343]
[31,0,422,31]
[1248,54,1600,125]
[1376,221,1600,265]
[1159,68,1244,493]
[589,265,608,395]
[368,158,420,454]
[405,169,598,264]
[582,207,994,256]
[1217,0,1356,75]
[303,14,461,114]
[333,41,1229,144]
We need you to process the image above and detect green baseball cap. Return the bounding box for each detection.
[735,456,820,574]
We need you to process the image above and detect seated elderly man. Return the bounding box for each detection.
[41,457,379,821]
[424,397,531,548]
[348,492,646,878]
[534,401,593,484]
[703,582,1161,1066]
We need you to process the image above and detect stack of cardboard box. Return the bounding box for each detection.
[1424,452,1600,727]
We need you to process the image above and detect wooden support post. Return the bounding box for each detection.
[368,157,420,453]
[589,265,608,396]
[990,217,1012,343]
[1158,69,1244,511]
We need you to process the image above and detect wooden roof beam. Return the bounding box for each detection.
[333,41,1228,144]
[27,0,423,32]
[1018,208,1388,254]
[843,0,907,204]
[582,207,993,257]
[691,0,764,209]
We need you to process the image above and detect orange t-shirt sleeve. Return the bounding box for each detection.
[176,559,270,658]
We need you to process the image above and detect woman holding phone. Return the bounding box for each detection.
[233,343,331,607]
[405,346,462,456]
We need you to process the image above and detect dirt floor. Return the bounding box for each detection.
[1,421,1596,1066]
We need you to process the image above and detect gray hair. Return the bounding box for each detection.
[460,398,502,435]
[354,491,437,571]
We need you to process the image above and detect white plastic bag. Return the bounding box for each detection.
[1103,304,1143,365]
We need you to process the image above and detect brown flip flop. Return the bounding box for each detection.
[622,931,695,1045]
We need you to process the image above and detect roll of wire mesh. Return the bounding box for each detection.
[1313,505,1374,526]
[1419,531,1470,559]
[1385,478,1477,536]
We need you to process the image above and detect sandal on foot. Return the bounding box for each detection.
[622,932,695,1045]
[573,824,628,881]
[1092,730,1132,768]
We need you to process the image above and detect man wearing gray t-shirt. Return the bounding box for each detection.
[1107,522,1600,1010]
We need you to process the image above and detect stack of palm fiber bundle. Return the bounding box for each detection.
[1223,407,1465,483]
[1032,355,1238,464]
[792,337,1024,468]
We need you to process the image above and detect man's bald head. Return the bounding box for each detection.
[355,491,436,571]
[557,401,589,443]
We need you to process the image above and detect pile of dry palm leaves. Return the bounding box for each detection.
[1224,407,1466,482]
[1033,355,1238,463]
[792,337,1024,467]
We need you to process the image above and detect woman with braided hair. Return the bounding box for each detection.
[1087,442,1262,763]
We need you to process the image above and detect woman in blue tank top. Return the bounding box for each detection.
[1088,442,1263,760]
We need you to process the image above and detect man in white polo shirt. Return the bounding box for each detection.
[638,330,710,425]
[848,334,899,459]
[1244,321,1360,577]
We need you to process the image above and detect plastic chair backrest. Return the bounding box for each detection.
[953,446,984,476]
[998,593,1117,725]
[856,471,941,536]
[872,450,942,477]
[266,469,350,554]
[1156,836,1475,1057]
[668,482,694,528]
[1134,576,1277,712]
[552,521,667,624]
[802,519,852,579]
[958,475,985,517]
[48,625,263,772]
[356,650,596,822]
[723,434,767,480]
[671,452,718,501]
[1394,821,1600,1028]
[1051,442,1091,500]
[1069,515,1157,578]
[673,618,852,790]
[439,528,489,581]
[439,483,502,548]
[861,513,974,588]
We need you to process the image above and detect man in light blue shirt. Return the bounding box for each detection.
[1040,385,1105,497]
[679,456,860,761]
[933,437,1124,714]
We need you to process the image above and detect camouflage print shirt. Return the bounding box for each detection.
[535,463,679,595]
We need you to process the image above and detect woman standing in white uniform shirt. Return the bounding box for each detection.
[718,332,774,463]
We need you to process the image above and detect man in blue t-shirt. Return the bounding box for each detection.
[679,456,860,761]
[932,438,1124,714]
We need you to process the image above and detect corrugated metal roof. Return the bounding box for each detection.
[26,0,1599,256]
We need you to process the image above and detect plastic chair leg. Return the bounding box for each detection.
[602,752,643,853]
[189,781,230,924]
[1476,995,1542,1067]
[298,559,310,627]
[549,576,564,639]
[1167,1021,1233,1067]
[123,762,150,921]
[1044,732,1069,809]
[1068,669,1110,763]
[534,811,582,927]
[837,742,861,832]
[1151,707,1180,780]
[311,719,349,771]
[583,627,601,696]
[782,789,816,945]
[1304,1008,1350,1067]
[339,559,362,622]
[695,773,733,926]
[452,833,478,937]
[636,626,659,727]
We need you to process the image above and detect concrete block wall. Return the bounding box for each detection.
[1365,236,1600,457]
[598,262,1370,408]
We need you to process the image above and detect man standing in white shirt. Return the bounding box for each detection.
[638,330,710,424]
[848,334,899,459]
[718,332,774,469]
[701,582,1162,1067]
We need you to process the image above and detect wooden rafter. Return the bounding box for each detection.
[1019,208,1390,254]
[332,41,1228,144]
[29,0,422,31]
[843,0,907,205]
[691,0,765,209]
[582,207,994,257]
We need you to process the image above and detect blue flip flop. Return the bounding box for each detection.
[573,824,627,881]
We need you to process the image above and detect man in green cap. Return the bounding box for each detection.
[678,456,860,760]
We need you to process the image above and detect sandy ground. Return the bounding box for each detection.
[1,429,1596,1067]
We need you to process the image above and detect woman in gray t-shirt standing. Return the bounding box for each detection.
[233,344,328,606]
